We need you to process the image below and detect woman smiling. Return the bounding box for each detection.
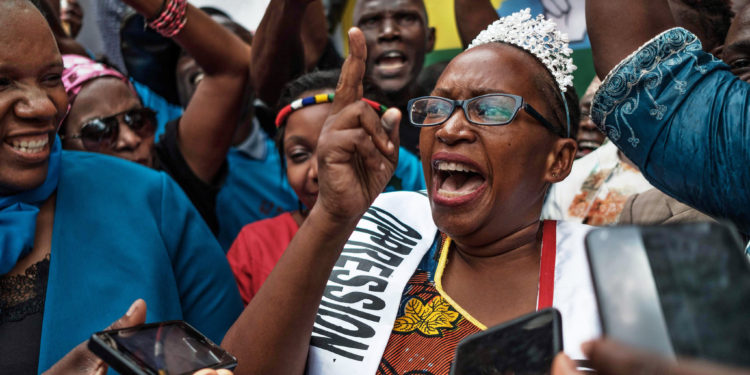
[223,9,596,375]
[0,1,241,373]
[58,0,251,234]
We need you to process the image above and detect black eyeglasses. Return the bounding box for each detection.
[62,108,156,151]
[407,94,565,137]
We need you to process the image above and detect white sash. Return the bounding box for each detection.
[306,191,437,375]
[553,221,602,360]
[305,195,600,373]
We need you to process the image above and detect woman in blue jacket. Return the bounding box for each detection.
[0,1,242,373]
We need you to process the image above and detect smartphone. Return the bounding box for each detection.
[88,320,237,375]
[586,222,750,366]
[451,308,563,375]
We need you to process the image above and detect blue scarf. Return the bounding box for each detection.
[0,136,61,275]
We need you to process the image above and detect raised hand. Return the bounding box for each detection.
[551,340,750,375]
[314,27,400,223]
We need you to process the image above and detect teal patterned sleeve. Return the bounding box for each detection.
[592,28,750,232]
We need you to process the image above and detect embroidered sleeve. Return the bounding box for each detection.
[591,27,750,232]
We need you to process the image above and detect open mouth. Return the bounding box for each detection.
[577,140,602,157]
[375,50,408,76]
[433,160,487,203]
[578,140,601,151]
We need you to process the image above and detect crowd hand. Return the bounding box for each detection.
[314,27,400,223]
[552,339,750,375]
[60,0,83,38]
[42,299,147,375]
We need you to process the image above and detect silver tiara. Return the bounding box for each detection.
[467,8,576,92]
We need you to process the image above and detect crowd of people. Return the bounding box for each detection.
[1,0,749,374]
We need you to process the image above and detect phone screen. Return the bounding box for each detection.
[451,308,562,375]
[586,227,675,358]
[587,223,750,367]
[641,223,750,366]
[92,321,235,375]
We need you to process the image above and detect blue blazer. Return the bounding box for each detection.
[38,151,243,373]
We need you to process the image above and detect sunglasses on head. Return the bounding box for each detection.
[62,108,157,151]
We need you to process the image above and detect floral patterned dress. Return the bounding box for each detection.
[376,224,560,375]
[376,268,481,374]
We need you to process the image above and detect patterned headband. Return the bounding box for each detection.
[62,54,137,106]
[275,93,388,127]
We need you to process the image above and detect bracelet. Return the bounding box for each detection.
[147,0,188,38]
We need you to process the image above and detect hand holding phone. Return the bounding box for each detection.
[551,339,750,375]
[586,222,750,367]
[44,299,147,375]
[451,308,563,375]
[88,320,237,375]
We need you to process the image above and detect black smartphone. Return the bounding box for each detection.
[586,222,750,367]
[88,320,237,375]
[451,308,563,375]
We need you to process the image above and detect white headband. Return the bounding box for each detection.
[468,8,576,92]
[468,9,576,137]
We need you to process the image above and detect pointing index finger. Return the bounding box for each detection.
[332,27,367,114]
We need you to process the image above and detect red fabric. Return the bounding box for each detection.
[538,220,557,309]
[227,212,299,304]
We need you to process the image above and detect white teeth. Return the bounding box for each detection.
[437,188,474,198]
[435,161,478,173]
[13,145,45,154]
[578,141,601,149]
[9,137,48,154]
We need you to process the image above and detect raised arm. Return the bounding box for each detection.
[221,28,401,375]
[586,0,675,78]
[301,0,330,72]
[252,0,328,106]
[124,0,251,183]
[590,24,750,232]
[455,0,499,49]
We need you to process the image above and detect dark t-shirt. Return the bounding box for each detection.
[153,118,226,234]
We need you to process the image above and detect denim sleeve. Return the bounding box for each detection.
[592,28,750,232]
